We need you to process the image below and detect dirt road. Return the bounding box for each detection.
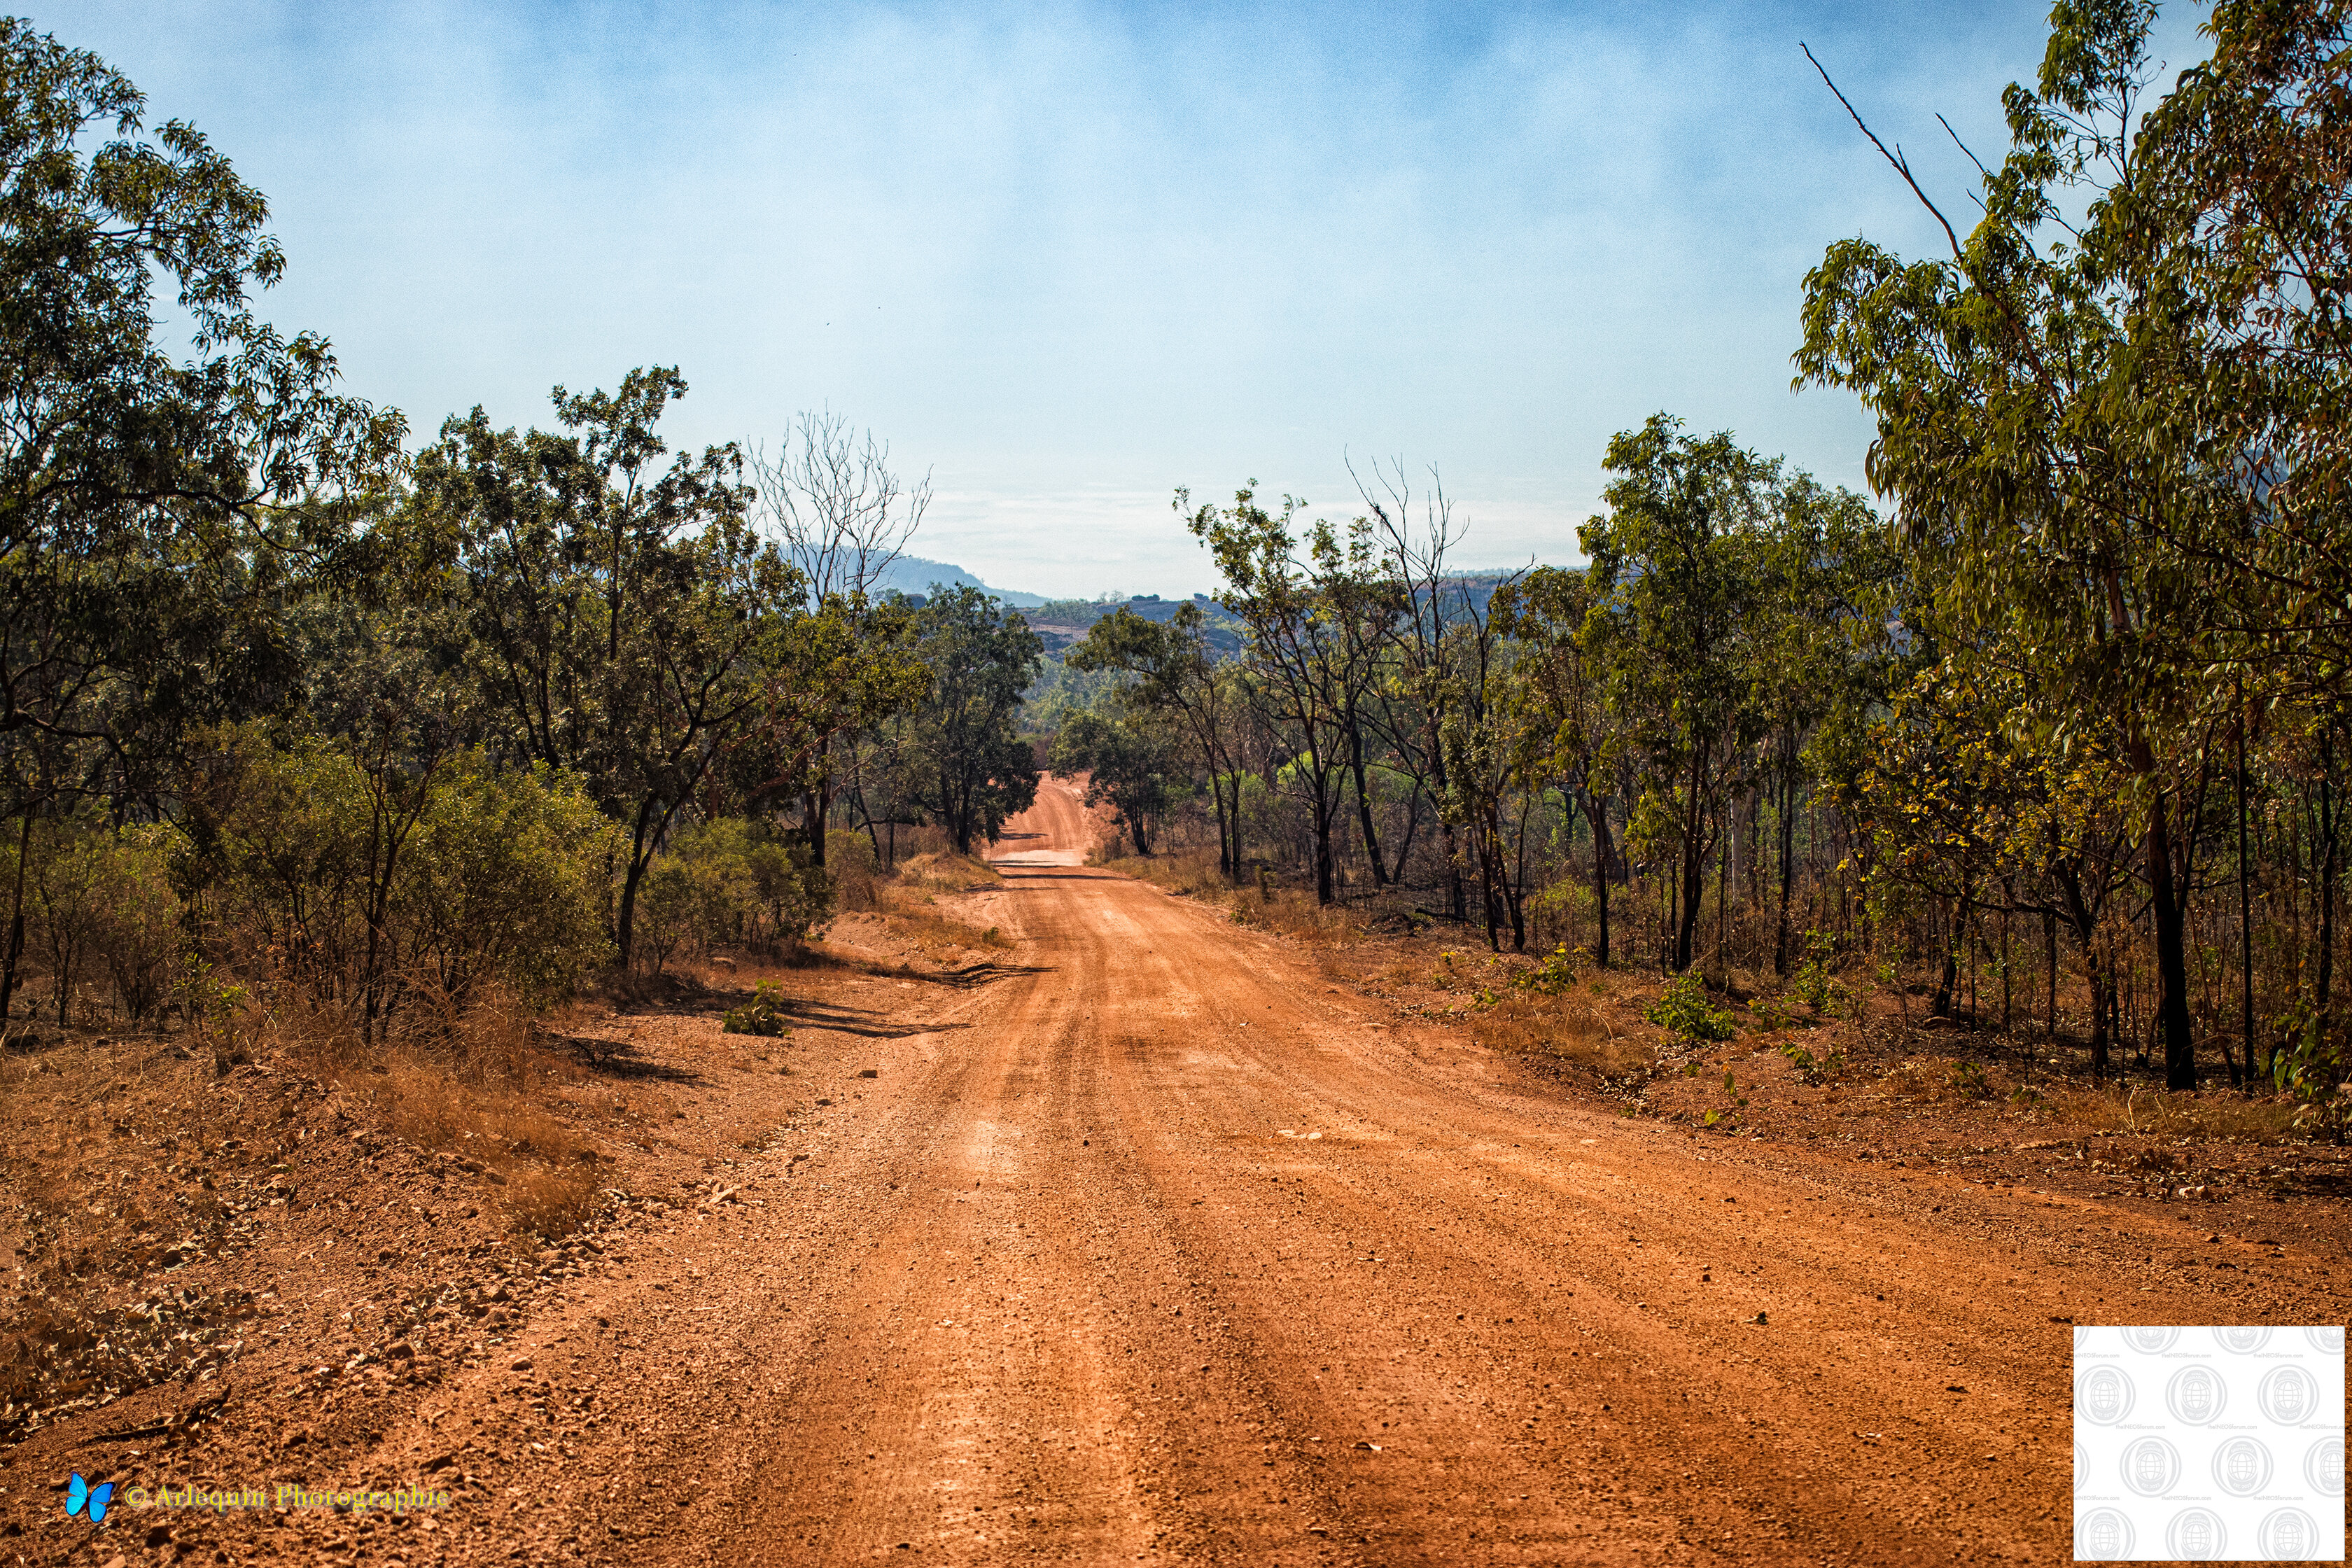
[72,778,2347,1565]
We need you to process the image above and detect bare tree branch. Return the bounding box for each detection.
[1803,41,1963,260]
[748,410,930,605]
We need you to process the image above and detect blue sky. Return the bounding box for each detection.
[43,1,2206,597]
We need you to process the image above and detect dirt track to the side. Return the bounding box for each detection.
[88,778,2348,1566]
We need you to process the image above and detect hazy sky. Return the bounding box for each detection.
[41,1,2205,597]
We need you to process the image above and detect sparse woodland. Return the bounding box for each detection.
[6,0,2352,1135]
[1052,0,2352,1124]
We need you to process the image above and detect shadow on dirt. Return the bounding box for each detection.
[542,1032,705,1082]
[771,1000,974,1040]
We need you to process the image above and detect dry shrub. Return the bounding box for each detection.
[885,901,1011,955]
[503,1166,598,1239]
[827,829,883,912]
[1472,993,1644,1078]
[880,823,957,865]
[1229,886,1365,945]
[894,848,1002,893]
[302,986,604,1238]
[1099,850,1228,900]
[1881,1056,2001,1104]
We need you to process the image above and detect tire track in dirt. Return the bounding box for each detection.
[174,776,2338,1567]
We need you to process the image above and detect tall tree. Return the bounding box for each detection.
[1798,1,2217,1084]
[0,20,398,1017]
[1580,416,1774,973]
[410,368,792,972]
[899,587,1042,853]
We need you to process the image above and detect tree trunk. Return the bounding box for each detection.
[1311,778,1336,906]
[2236,704,2255,1085]
[1588,790,1613,968]
[2149,790,2197,1090]
[1675,835,1705,974]
[2087,941,2112,1079]
[2045,909,2058,1042]
[1774,766,1798,976]
[1347,722,1387,887]
[1223,771,1242,883]
[1933,896,1964,1019]
[0,808,31,1023]
[2318,758,2339,1058]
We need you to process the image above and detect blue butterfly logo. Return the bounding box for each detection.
[66,1473,113,1523]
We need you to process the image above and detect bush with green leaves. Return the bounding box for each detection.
[16,816,183,1026]
[1645,969,1734,1043]
[198,731,615,1023]
[396,756,615,1007]
[634,818,833,974]
[722,979,792,1037]
[1513,944,1582,997]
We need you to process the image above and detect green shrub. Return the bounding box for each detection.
[1513,944,1581,997]
[197,731,614,1018]
[1646,969,1734,1043]
[1779,1040,1844,1084]
[86,825,180,1023]
[637,819,834,974]
[398,757,614,1006]
[13,816,187,1026]
[722,980,791,1037]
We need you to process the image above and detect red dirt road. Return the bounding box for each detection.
[83,778,2348,1565]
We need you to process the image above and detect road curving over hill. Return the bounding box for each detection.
[203,776,2334,1566]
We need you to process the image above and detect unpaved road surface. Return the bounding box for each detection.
[48,779,2348,1565]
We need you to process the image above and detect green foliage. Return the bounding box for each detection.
[722,979,792,1038]
[1646,969,1734,1043]
[1513,944,1581,996]
[1049,708,1172,855]
[1946,1060,1993,1101]
[1702,1068,1749,1129]
[1778,1040,1844,1085]
[200,731,615,1018]
[22,817,182,1026]
[399,756,615,1006]
[1788,932,1853,1020]
[881,587,1043,853]
[634,818,832,975]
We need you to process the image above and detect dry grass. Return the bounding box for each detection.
[253,988,613,1239]
[895,848,1002,892]
[1225,886,1373,945]
[883,904,1013,955]
[2043,1083,2306,1144]
[870,850,1012,957]
[1099,850,1231,901]
[1469,992,1646,1079]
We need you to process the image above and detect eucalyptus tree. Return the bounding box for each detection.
[1047,707,1173,855]
[897,587,1042,853]
[746,411,930,865]
[1182,484,1371,904]
[1580,416,1777,973]
[0,20,399,1017]
[409,368,792,971]
[1065,603,1247,876]
[1747,475,1907,974]
[1494,567,1622,965]
[1354,458,1472,920]
[1798,0,2222,1085]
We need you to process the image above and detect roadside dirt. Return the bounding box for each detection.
[11,777,2351,1565]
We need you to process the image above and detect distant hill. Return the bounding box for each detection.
[869,555,1045,607]
[1021,594,1245,655]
